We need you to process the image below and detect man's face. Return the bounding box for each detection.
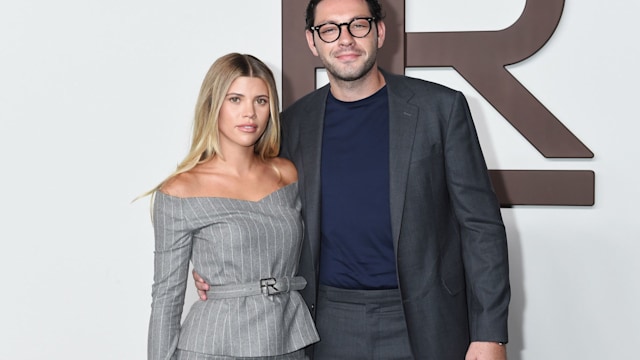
[305,0,385,82]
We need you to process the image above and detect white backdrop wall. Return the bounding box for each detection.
[1,1,638,359]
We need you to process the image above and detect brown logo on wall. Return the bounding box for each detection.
[282,0,594,207]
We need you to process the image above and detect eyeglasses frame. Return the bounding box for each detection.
[310,17,377,43]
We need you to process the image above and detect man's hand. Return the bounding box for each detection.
[192,269,209,300]
[465,341,507,360]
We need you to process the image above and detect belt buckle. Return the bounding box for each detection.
[260,277,279,296]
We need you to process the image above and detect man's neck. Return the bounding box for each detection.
[328,67,386,102]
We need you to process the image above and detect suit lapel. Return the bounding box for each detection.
[297,87,329,271]
[385,73,419,251]
[296,76,417,263]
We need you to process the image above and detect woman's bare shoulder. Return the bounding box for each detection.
[270,157,298,185]
[159,172,198,198]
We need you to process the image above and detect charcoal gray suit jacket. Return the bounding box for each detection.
[280,69,510,359]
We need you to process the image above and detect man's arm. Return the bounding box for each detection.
[193,269,209,300]
[444,91,510,341]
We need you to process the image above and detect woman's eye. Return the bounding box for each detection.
[229,97,240,103]
[256,98,268,105]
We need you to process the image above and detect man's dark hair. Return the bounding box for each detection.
[305,0,385,30]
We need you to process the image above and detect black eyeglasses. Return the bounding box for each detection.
[310,17,376,43]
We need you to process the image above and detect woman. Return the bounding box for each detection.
[147,53,319,360]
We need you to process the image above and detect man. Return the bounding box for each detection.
[195,0,510,358]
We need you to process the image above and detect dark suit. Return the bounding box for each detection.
[280,70,510,359]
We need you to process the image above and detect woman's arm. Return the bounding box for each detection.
[148,193,193,360]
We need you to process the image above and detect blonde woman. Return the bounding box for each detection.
[147,53,318,360]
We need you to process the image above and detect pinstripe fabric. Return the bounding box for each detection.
[174,348,307,359]
[148,182,319,360]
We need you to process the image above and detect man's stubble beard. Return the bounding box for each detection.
[322,47,378,83]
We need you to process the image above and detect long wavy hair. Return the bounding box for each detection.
[145,53,281,196]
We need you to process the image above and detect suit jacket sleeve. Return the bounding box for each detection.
[148,193,193,360]
[445,92,510,342]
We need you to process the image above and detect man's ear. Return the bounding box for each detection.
[376,20,386,49]
[306,30,319,56]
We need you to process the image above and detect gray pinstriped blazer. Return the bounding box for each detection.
[148,182,319,360]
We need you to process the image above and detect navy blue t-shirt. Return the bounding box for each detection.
[319,86,397,289]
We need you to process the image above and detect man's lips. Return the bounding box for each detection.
[335,52,361,61]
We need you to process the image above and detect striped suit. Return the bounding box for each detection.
[148,182,319,359]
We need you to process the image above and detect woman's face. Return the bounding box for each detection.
[217,76,271,151]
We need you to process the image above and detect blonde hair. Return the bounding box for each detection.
[144,53,281,197]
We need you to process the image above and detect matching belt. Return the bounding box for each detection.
[207,276,307,300]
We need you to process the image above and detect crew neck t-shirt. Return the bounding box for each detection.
[319,86,397,290]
